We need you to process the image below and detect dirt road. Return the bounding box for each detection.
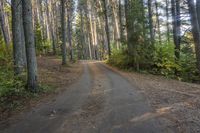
[1,61,173,133]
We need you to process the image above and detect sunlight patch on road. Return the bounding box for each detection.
[130,107,172,123]
[130,100,194,124]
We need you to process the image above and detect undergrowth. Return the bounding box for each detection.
[108,42,199,83]
[0,46,53,119]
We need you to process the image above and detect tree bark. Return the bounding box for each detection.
[110,0,120,49]
[148,0,154,45]
[46,0,56,55]
[67,6,73,61]
[166,0,170,43]
[118,0,124,43]
[188,0,200,72]
[12,0,26,75]
[0,1,11,46]
[22,0,38,91]
[102,0,111,57]
[61,0,67,65]
[171,0,181,62]
[155,0,162,45]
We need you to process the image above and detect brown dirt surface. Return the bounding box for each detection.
[0,56,83,122]
[105,63,200,133]
[27,56,83,108]
[38,56,83,89]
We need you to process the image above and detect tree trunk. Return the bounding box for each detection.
[22,0,38,91]
[46,0,56,55]
[110,0,120,49]
[118,0,124,43]
[171,0,181,62]
[61,0,67,65]
[102,0,111,57]
[12,0,26,75]
[67,8,73,61]
[188,0,200,72]
[166,0,170,43]
[0,1,11,46]
[148,0,154,45]
[124,0,131,50]
[20,14,27,67]
[155,0,162,45]
[196,0,200,31]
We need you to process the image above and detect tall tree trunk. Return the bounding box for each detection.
[155,0,162,45]
[20,14,27,67]
[46,0,56,55]
[166,0,170,43]
[102,0,111,57]
[171,0,181,62]
[80,8,85,59]
[124,0,131,50]
[0,1,11,46]
[61,0,67,65]
[175,0,181,59]
[118,0,124,43]
[67,8,73,61]
[196,0,200,30]
[110,0,120,49]
[148,0,154,45]
[188,0,200,72]
[22,0,38,91]
[141,0,146,40]
[12,0,26,75]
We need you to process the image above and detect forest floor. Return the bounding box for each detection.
[1,60,200,133]
[37,56,83,89]
[0,56,82,122]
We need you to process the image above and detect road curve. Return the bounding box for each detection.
[1,61,171,133]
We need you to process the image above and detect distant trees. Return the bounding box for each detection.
[10,0,79,90]
[1,0,200,89]
[76,0,200,81]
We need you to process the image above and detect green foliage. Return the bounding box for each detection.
[35,22,51,54]
[0,64,53,111]
[108,48,134,70]
[179,44,199,82]
[152,42,177,77]
[109,41,200,83]
[0,61,26,111]
[0,34,53,111]
[0,33,12,64]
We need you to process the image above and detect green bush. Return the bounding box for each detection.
[152,42,177,77]
[108,42,200,83]
[108,49,134,70]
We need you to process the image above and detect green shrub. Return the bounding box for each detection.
[152,42,177,77]
[108,42,200,83]
[108,48,134,70]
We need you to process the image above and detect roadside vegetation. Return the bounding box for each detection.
[108,42,199,83]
